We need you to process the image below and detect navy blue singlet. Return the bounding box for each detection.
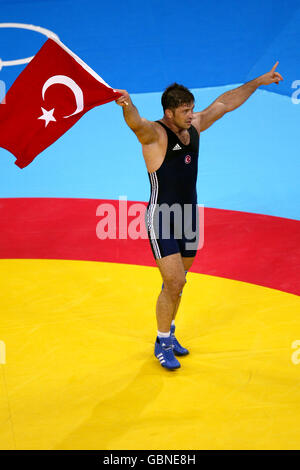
[146,120,200,260]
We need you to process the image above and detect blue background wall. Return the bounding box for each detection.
[0,0,299,219]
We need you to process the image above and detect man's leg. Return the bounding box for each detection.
[155,253,187,333]
[165,256,195,356]
[153,252,186,369]
[171,256,195,322]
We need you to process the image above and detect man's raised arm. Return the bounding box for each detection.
[115,89,159,145]
[196,62,283,132]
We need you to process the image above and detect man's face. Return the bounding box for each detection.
[171,102,195,129]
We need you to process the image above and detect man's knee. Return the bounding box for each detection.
[163,277,186,301]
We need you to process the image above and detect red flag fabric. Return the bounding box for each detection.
[0,38,121,168]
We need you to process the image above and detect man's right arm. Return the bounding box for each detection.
[115,89,159,145]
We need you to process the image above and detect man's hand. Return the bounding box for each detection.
[114,88,159,145]
[114,89,130,107]
[258,62,283,86]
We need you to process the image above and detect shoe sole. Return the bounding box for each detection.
[174,350,189,356]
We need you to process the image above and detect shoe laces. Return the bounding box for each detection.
[161,341,176,360]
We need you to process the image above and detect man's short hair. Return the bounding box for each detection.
[161,83,194,112]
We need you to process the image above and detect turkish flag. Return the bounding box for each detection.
[0,38,121,168]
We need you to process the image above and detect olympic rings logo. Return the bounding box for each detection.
[0,23,59,71]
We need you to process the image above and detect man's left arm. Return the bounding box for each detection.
[195,62,283,133]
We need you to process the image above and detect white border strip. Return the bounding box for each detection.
[50,36,112,88]
[149,172,162,259]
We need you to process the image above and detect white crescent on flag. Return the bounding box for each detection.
[42,75,84,118]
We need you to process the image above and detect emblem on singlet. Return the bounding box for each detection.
[172,144,182,151]
[185,155,191,164]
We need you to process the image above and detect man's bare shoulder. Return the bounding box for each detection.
[141,120,168,172]
[150,120,166,133]
[139,119,167,147]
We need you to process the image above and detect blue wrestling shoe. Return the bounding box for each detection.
[170,324,189,356]
[154,336,181,370]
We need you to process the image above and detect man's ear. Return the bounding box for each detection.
[165,109,174,120]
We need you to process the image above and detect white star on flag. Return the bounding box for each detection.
[38,107,56,127]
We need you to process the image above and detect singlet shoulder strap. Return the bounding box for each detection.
[190,124,200,140]
[156,120,197,138]
[156,120,199,148]
[155,120,178,150]
[155,120,171,132]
